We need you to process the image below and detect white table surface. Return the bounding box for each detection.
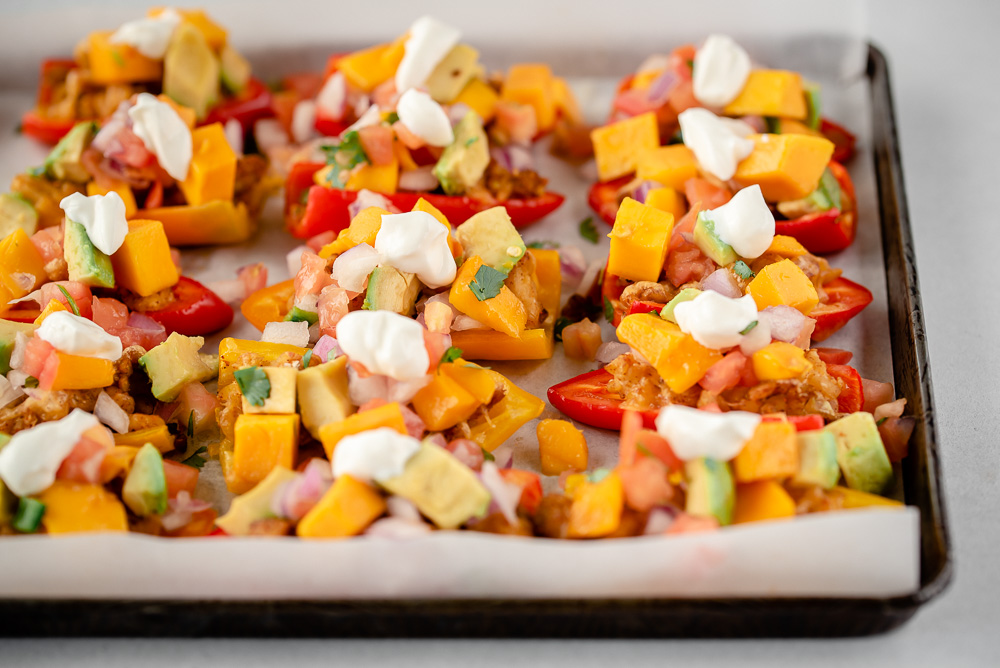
[2,0,999,664]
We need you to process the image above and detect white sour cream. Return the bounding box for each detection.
[374,211,457,289]
[396,89,454,147]
[0,409,101,496]
[336,310,430,381]
[395,16,461,92]
[674,291,758,350]
[655,405,761,462]
[332,427,421,482]
[109,8,182,60]
[36,311,124,361]
[692,34,752,107]
[59,191,129,256]
[127,92,192,181]
[678,107,754,181]
[702,185,775,259]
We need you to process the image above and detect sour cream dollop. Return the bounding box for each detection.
[59,191,128,255]
[36,311,124,361]
[332,428,421,482]
[375,211,457,288]
[127,92,192,181]
[395,16,461,92]
[692,34,752,107]
[678,107,754,181]
[336,310,430,381]
[396,88,454,147]
[655,405,761,462]
[674,291,758,350]
[701,184,775,259]
[109,8,182,60]
[0,409,101,496]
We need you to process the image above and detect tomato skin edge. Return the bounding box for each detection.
[143,277,234,337]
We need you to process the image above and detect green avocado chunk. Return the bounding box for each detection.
[453,207,526,278]
[433,111,489,196]
[64,220,115,288]
[826,412,894,495]
[139,332,216,402]
[693,212,738,267]
[684,457,735,526]
[0,193,39,239]
[363,266,422,315]
[122,443,168,517]
[163,22,220,119]
[43,121,96,184]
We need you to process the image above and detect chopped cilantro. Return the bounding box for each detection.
[740,320,758,335]
[319,130,369,189]
[578,216,599,244]
[299,189,310,205]
[186,411,195,441]
[525,240,560,249]
[385,111,400,125]
[440,346,463,366]
[876,417,888,427]
[469,265,506,301]
[733,260,755,280]
[234,366,271,407]
[111,49,125,67]
[553,316,572,343]
[301,349,313,369]
[667,129,684,145]
[649,309,661,317]
[636,442,653,458]
[24,376,38,389]
[56,285,80,317]
[12,497,44,533]
[686,58,695,71]
[603,297,615,323]
[764,116,780,134]
[181,446,209,470]
[464,136,479,147]
[481,447,495,463]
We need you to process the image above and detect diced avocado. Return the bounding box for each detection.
[11,497,45,533]
[0,320,37,375]
[43,121,96,184]
[139,332,217,401]
[363,266,422,315]
[826,412,894,495]
[806,168,842,212]
[693,212,738,266]
[284,306,319,325]
[804,82,821,130]
[0,193,38,239]
[163,22,220,119]
[660,287,702,324]
[684,457,735,526]
[379,440,491,530]
[426,44,481,103]
[297,356,355,440]
[64,220,115,288]
[122,443,168,517]
[433,111,489,196]
[453,207,526,277]
[215,466,298,535]
[219,44,251,95]
[241,366,298,415]
[791,429,840,489]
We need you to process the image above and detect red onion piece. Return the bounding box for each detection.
[874,397,908,422]
[491,445,513,470]
[398,166,439,192]
[489,146,512,171]
[94,391,129,434]
[760,305,808,343]
[479,461,521,525]
[400,405,426,439]
[447,102,472,127]
[207,279,246,305]
[701,268,742,299]
[386,495,423,522]
[559,246,587,283]
[366,517,432,538]
[862,379,896,413]
[348,188,394,220]
[506,143,535,172]
[646,70,678,107]
[312,335,342,363]
[0,375,24,409]
[595,341,630,365]
[161,491,212,532]
[446,438,484,472]
[739,115,767,133]
[386,375,431,404]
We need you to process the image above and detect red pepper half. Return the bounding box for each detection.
[811,277,873,342]
[19,110,78,145]
[588,176,631,226]
[204,78,274,134]
[547,368,658,431]
[775,161,857,254]
[284,162,565,239]
[826,363,864,413]
[820,118,857,163]
[143,276,234,337]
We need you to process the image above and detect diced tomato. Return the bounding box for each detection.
[20,337,54,379]
[613,87,658,118]
[358,125,396,166]
[237,263,268,296]
[281,72,324,101]
[56,435,108,484]
[92,297,129,333]
[422,330,451,370]
[173,381,218,433]
[827,364,864,413]
[494,101,539,144]
[862,378,895,413]
[163,460,200,499]
[763,413,826,432]
[635,429,683,472]
[665,513,719,535]
[306,230,336,253]
[294,250,333,299]
[668,45,697,81]
[618,410,643,466]
[699,350,749,394]
[618,456,673,512]
[498,468,543,515]
[878,416,915,463]
[40,281,93,318]
[685,178,731,211]
[30,226,64,264]
[667,79,699,114]
[814,347,854,365]
[270,89,300,139]
[665,242,714,288]
[317,284,349,338]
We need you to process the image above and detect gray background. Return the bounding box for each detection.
[2,0,998,664]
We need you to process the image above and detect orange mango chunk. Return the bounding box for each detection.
[87,181,137,219]
[113,425,175,454]
[733,421,800,483]
[466,370,544,452]
[34,299,69,325]
[528,248,562,312]
[411,372,480,432]
[345,158,399,194]
[723,70,808,120]
[110,219,179,297]
[39,481,128,534]
[336,39,406,92]
[616,314,723,394]
[438,361,496,404]
[752,342,811,381]
[607,197,674,282]
[139,200,252,247]
[318,402,407,459]
[230,413,300,494]
[645,186,686,221]
[591,111,659,181]
[41,352,115,391]
[765,234,809,258]
[835,485,904,509]
[746,258,819,314]
[87,31,162,86]
[0,228,47,313]
[449,327,553,361]
[454,77,500,124]
[568,472,624,538]
[297,474,386,539]
[501,64,556,131]
[733,480,797,524]
[734,133,835,201]
[319,206,390,258]
[636,145,700,189]
[537,419,588,476]
[150,7,228,50]
[179,123,237,206]
[449,255,527,338]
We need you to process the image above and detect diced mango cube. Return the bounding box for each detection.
[645,186,686,221]
[345,159,399,194]
[139,200,253,247]
[0,228,47,313]
[616,315,722,393]
[734,133,835,201]
[217,338,308,388]
[732,480,797,524]
[34,299,69,325]
[38,481,128,534]
[318,402,407,459]
[110,219,179,297]
[765,234,808,258]
[466,370,544,452]
[552,76,583,126]
[528,248,562,313]
[336,39,406,92]
[834,485,904,509]
[231,413,300,494]
[318,206,390,259]
[723,70,808,120]
[87,181,137,219]
[449,256,527,338]
[150,8,227,50]
[636,145,699,190]
[411,372,480,432]
[113,425,175,453]
[591,111,659,181]
[179,123,237,206]
[746,258,819,314]
[501,64,556,131]
[297,474,386,539]
[241,366,298,415]
[42,352,115,391]
[567,472,624,538]
[733,421,800,483]
[87,31,162,86]
[752,342,811,381]
[448,327,553,361]
[537,419,588,476]
[454,77,500,124]
[607,197,674,282]
[438,360,496,404]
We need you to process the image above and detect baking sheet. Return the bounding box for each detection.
[0,3,919,600]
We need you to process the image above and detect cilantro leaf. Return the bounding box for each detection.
[740,320,758,335]
[464,136,479,147]
[603,297,615,323]
[764,116,780,134]
[181,446,208,470]
[234,366,271,407]
[24,376,38,389]
[525,240,560,249]
[187,411,195,441]
[578,216,599,244]
[481,447,495,463]
[469,264,506,301]
[553,316,572,343]
[440,346,463,366]
[301,349,313,369]
[56,285,80,317]
[876,417,888,427]
[319,130,369,189]
[385,111,400,125]
[733,260,755,280]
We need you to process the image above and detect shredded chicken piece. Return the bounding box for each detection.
[482,160,548,201]
[0,389,100,435]
[619,281,677,314]
[503,253,543,329]
[605,353,701,411]
[9,173,84,228]
[718,350,841,419]
[120,287,176,314]
[234,154,280,218]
